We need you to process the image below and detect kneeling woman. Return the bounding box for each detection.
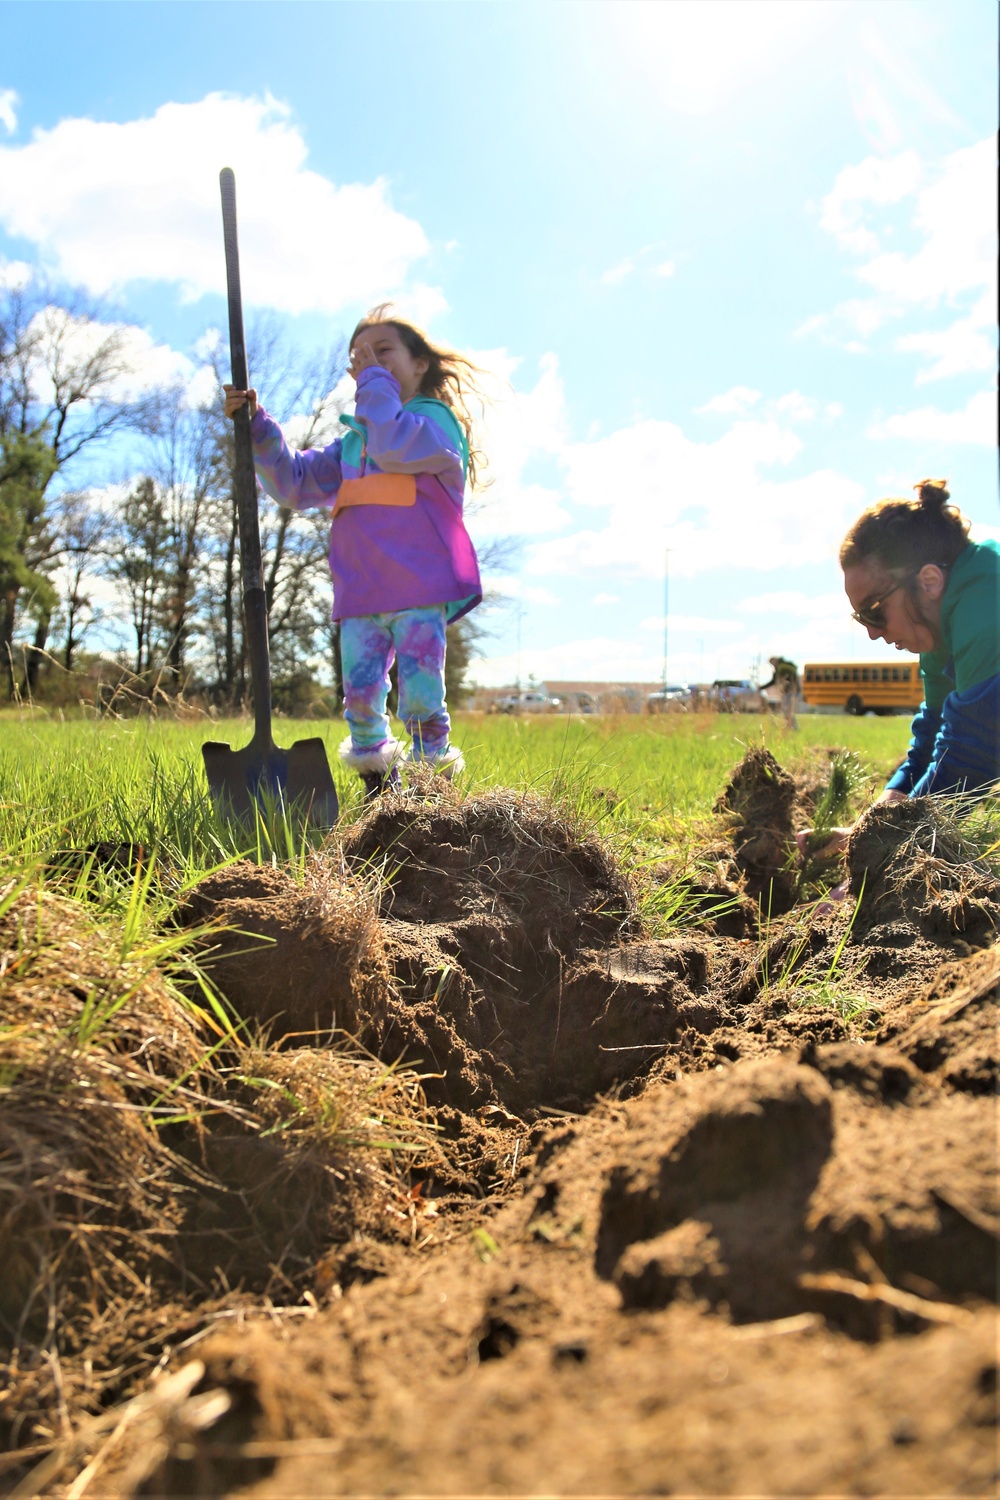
[843,478,998,801]
[803,479,998,863]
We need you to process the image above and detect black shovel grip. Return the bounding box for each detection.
[220,167,271,743]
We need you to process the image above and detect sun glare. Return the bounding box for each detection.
[612,0,837,114]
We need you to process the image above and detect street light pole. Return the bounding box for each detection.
[661,549,671,695]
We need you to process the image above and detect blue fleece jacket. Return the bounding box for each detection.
[886,538,1000,797]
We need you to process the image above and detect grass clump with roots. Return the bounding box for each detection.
[0,854,444,1463]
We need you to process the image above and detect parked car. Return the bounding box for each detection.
[646,684,690,713]
[492,691,561,714]
[711,679,764,712]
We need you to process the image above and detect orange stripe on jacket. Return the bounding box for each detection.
[333,473,417,517]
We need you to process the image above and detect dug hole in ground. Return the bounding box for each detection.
[2,747,997,1496]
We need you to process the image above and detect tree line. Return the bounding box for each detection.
[0,284,480,715]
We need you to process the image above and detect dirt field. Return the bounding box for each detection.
[3,750,997,1497]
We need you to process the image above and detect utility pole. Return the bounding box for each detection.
[661,548,671,694]
[515,602,523,694]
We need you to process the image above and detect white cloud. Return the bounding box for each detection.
[25,306,208,407]
[470,350,572,538]
[493,580,560,607]
[0,89,17,135]
[640,614,745,635]
[858,140,996,305]
[463,359,866,581]
[897,288,998,383]
[0,92,434,316]
[867,390,996,446]
[0,257,33,290]
[599,244,677,287]
[698,386,761,415]
[526,413,864,579]
[736,590,846,618]
[773,391,843,422]
[592,593,618,606]
[820,150,923,254]
[601,257,635,286]
[807,138,997,373]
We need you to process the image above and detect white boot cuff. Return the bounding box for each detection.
[339,737,405,774]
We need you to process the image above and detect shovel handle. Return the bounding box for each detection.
[220,167,272,747]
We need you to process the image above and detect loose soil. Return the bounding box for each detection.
[3,759,997,1497]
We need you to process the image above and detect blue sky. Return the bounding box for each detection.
[1,0,996,687]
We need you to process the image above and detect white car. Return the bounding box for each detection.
[493,691,561,714]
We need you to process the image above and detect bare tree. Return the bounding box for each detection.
[141,384,226,689]
[0,282,143,691]
[108,477,168,676]
[47,489,112,672]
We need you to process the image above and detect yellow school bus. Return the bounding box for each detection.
[802,660,922,716]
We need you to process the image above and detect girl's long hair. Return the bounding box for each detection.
[839,479,971,572]
[350,305,489,490]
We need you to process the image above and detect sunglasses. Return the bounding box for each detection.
[850,571,917,629]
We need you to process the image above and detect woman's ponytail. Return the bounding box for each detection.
[914,478,951,507]
[840,478,970,571]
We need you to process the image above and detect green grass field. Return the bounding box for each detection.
[0,707,912,878]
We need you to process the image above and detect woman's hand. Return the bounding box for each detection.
[223,385,258,420]
[795,788,907,864]
[795,826,853,863]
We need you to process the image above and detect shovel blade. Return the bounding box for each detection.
[203,737,339,828]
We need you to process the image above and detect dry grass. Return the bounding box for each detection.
[0,874,444,1477]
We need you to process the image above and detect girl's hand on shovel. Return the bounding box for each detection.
[223,384,258,420]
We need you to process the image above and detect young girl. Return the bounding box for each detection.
[224,307,484,800]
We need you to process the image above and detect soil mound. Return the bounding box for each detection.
[0,885,442,1457]
[117,1025,997,1500]
[714,745,797,911]
[10,758,1000,1497]
[185,793,728,1119]
[848,797,1000,950]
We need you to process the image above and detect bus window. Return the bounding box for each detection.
[823,668,832,681]
[881,667,891,681]
[862,668,871,682]
[892,668,900,681]
[852,668,860,681]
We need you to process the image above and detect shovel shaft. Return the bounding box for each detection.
[220,167,271,746]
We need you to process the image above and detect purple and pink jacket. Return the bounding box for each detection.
[249,364,482,624]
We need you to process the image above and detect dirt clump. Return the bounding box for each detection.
[179,858,392,1040]
[876,941,1000,1094]
[714,745,798,912]
[595,1058,836,1319]
[848,797,1000,950]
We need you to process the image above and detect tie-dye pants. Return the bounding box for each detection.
[340,604,451,759]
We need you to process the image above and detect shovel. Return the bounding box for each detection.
[202,168,339,828]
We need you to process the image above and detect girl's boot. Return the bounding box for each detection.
[361,765,402,802]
